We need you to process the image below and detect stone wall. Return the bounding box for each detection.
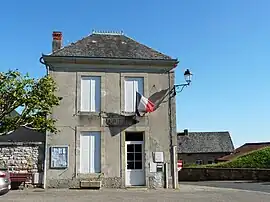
[178,152,231,165]
[0,143,44,172]
[178,168,270,181]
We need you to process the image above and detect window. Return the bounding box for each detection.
[80,132,101,173]
[195,160,203,165]
[124,77,144,112]
[80,76,101,112]
[208,160,213,164]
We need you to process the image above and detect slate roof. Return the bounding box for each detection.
[0,126,45,143]
[217,142,270,161]
[50,33,174,60]
[177,132,234,153]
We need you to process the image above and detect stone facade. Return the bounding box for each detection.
[178,152,231,166]
[0,143,44,172]
[44,67,177,189]
[42,32,179,189]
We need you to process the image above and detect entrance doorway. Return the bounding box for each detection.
[125,132,145,186]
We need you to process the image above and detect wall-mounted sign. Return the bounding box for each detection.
[50,146,68,169]
[153,152,164,163]
[103,116,138,127]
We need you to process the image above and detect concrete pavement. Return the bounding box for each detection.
[1,185,270,202]
[181,181,270,193]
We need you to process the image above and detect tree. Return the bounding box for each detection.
[0,70,62,135]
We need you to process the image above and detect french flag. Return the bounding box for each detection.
[136,92,155,117]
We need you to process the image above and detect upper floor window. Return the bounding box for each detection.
[81,76,101,112]
[124,77,144,112]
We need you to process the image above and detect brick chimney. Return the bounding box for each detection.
[52,31,62,52]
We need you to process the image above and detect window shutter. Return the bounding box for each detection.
[81,77,100,112]
[80,134,90,173]
[80,132,101,173]
[125,80,134,112]
[124,78,144,113]
[133,80,139,112]
[90,79,96,112]
[81,78,90,112]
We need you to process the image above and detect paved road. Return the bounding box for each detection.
[1,185,270,202]
[180,181,270,193]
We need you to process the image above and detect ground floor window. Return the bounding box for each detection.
[80,131,101,173]
[195,160,203,165]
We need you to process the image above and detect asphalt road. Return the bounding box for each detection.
[1,185,270,202]
[180,181,270,193]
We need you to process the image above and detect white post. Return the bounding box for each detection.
[43,143,47,189]
[173,146,178,189]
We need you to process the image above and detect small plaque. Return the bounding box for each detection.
[154,152,164,163]
[149,162,157,173]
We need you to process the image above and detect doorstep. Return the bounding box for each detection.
[125,186,148,191]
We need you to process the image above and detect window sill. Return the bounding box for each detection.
[78,111,100,116]
[77,173,103,179]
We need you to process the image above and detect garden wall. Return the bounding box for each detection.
[0,142,45,172]
[178,168,270,181]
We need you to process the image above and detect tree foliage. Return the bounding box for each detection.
[210,147,270,168]
[186,147,270,169]
[0,70,62,135]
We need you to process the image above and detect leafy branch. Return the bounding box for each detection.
[0,70,62,135]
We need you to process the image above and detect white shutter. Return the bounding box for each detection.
[125,80,134,112]
[80,134,90,173]
[90,79,96,112]
[81,78,90,112]
[80,132,101,173]
[81,77,100,112]
[133,80,139,112]
[124,78,144,113]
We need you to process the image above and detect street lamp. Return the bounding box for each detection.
[168,68,193,189]
[184,69,192,85]
[174,69,193,94]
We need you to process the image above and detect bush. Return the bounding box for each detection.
[204,147,270,168]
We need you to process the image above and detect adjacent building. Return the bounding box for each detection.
[40,31,178,189]
[177,131,234,165]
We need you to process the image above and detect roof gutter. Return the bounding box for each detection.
[41,54,178,68]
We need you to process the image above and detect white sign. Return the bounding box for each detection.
[154,152,164,163]
[149,162,157,173]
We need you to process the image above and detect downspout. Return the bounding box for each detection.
[73,72,78,179]
[167,71,174,187]
[40,56,48,189]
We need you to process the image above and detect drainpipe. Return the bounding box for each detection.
[39,56,48,189]
[167,71,174,188]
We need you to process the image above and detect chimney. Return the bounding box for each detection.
[184,129,188,136]
[52,31,62,52]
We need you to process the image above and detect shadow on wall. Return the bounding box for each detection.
[104,112,139,136]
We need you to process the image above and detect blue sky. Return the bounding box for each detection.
[0,0,269,147]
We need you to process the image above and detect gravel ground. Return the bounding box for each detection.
[1,185,270,202]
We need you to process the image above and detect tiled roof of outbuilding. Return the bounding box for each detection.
[177,131,234,153]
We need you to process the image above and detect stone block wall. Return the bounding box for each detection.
[0,143,44,172]
[178,168,270,181]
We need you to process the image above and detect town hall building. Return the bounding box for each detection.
[40,30,178,189]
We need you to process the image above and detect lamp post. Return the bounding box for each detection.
[174,69,193,93]
[169,69,192,189]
